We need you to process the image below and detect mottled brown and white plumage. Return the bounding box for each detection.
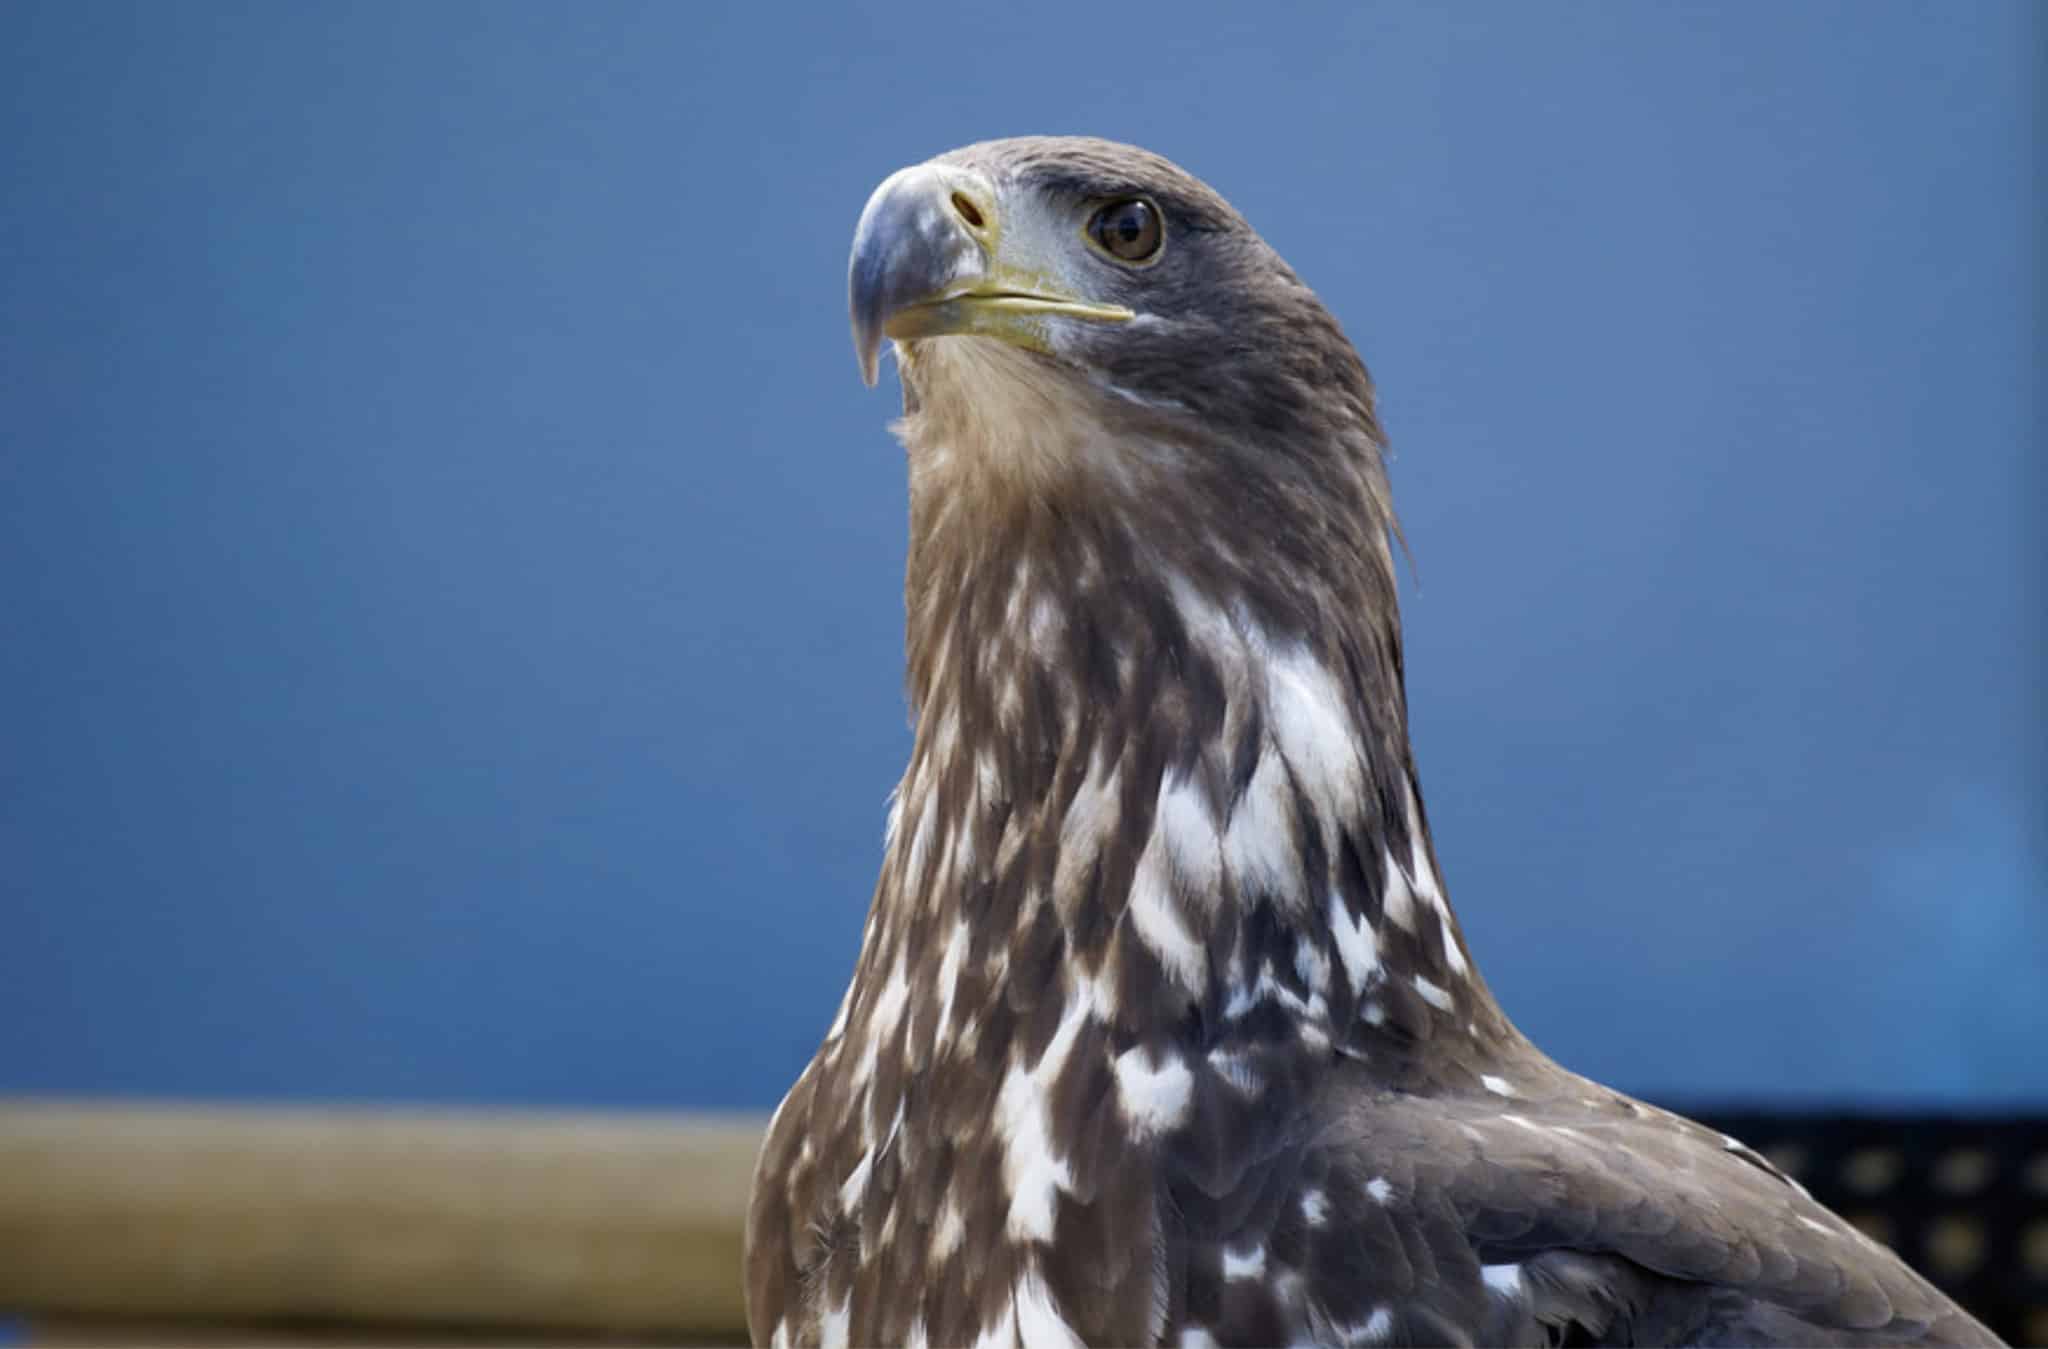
[743,137,2001,1348]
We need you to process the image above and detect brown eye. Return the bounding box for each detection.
[1088,198,1163,263]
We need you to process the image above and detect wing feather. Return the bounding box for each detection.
[1318,1079,1996,1344]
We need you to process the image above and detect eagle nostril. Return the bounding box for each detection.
[949,191,986,231]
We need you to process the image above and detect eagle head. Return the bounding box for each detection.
[847,136,1401,706]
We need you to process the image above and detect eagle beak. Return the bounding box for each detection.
[848,163,1134,386]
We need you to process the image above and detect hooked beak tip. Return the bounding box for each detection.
[847,163,983,390]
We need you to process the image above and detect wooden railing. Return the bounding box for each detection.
[0,1098,762,1340]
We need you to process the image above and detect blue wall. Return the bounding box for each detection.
[2,1,2041,1110]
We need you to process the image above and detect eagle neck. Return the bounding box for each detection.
[761,424,1519,1347]
[885,489,1511,1074]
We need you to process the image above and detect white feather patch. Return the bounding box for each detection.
[1262,641,1362,818]
[869,955,912,1036]
[1053,748,1119,907]
[883,784,904,848]
[932,919,970,1052]
[1012,1270,1086,1348]
[930,1199,965,1261]
[903,800,937,891]
[1127,777,1215,989]
[1222,1243,1267,1280]
[1437,908,1468,978]
[1406,822,1444,912]
[971,1297,1018,1349]
[1328,891,1381,989]
[1155,773,1223,893]
[1412,974,1453,1011]
[825,979,855,1042]
[993,1001,1087,1242]
[1294,937,1331,995]
[838,1148,873,1214]
[1208,1047,1263,1095]
[1113,1045,1194,1139]
[819,1294,851,1349]
[1343,1306,1395,1345]
[1380,848,1416,932]
[995,1073,1069,1243]
[1222,747,1304,908]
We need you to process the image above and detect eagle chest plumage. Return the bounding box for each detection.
[743,137,2001,1348]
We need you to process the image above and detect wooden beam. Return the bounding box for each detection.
[0,1098,767,1337]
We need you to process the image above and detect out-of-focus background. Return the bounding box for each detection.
[2,1,2041,1344]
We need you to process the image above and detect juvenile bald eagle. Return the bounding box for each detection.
[744,138,1999,1347]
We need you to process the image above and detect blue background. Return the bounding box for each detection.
[2,1,2041,1111]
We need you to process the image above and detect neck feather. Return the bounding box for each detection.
[765,354,1519,1346]
[872,439,1504,1067]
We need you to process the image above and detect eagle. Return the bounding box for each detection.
[743,137,1999,1348]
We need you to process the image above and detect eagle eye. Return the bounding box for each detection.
[1086,198,1163,264]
